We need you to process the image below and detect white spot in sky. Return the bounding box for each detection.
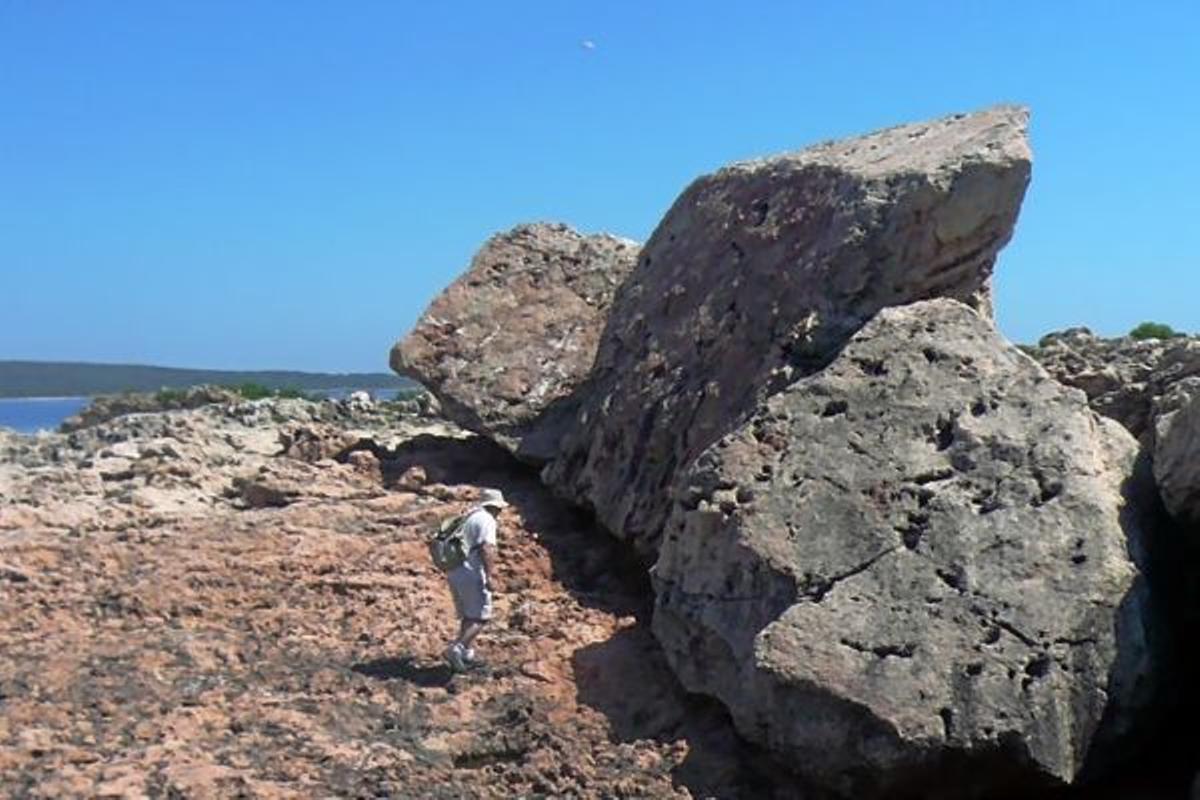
[580,39,596,51]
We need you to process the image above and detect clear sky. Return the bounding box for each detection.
[2,1,1198,372]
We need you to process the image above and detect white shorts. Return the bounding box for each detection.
[447,567,493,622]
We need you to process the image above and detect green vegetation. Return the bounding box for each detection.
[153,387,191,405]
[231,382,314,401]
[0,360,418,398]
[389,386,425,402]
[1129,322,1187,341]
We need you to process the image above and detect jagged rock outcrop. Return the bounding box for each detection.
[544,106,1032,558]
[1028,329,1200,522]
[0,396,455,531]
[390,222,639,463]
[1027,328,1200,441]
[652,299,1155,798]
[60,385,241,432]
[1152,390,1200,523]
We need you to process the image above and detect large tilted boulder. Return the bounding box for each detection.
[391,222,638,462]
[652,299,1155,798]
[544,106,1032,558]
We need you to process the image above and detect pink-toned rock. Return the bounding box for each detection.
[0,401,770,800]
[345,449,382,482]
[396,464,428,490]
[390,222,639,463]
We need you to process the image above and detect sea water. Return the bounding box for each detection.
[0,389,408,435]
[0,397,91,434]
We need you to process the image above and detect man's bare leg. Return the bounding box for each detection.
[456,619,486,651]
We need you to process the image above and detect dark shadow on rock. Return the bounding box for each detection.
[511,499,651,620]
[1068,446,1200,799]
[351,656,452,689]
[378,433,527,490]
[370,432,810,796]
[986,447,1195,800]
[572,625,811,800]
[377,432,651,620]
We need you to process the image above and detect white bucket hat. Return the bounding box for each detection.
[480,488,509,510]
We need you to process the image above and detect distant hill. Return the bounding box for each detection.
[0,360,419,398]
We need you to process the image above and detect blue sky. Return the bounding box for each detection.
[2,2,1197,372]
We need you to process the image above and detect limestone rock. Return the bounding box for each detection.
[1153,386,1200,522]
[278,422,361,463]
[0,396,453,532]
[652,299,1154,798]
[1028,329,1200,523]
[1027,328,1200,441]
[390,222,639,462]
[346,389,372,406]
[230,475,298,508]
[61,385,241,432]
[545,106,1032,558]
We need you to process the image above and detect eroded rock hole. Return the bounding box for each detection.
[933,416,955,451]
[751,200,769,226]
[1031,470,1063,507]
[936,567,966,592]
[821,400,849,418]
[898,512,930,550]
[939,707,955,739]
[913,468,954,485]
[1021,654,1052,691]
[853,357,888,376]
[922,347,946,363]
[971,489,1002,515]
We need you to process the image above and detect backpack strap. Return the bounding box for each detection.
[460,508,484,555]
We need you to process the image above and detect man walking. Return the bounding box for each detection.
[444,488,507,672]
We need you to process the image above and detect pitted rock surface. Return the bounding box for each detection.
[1027,327,1200,442]
[543,106,1032,558]
[652,299,1154,798]
[391,222,639,463]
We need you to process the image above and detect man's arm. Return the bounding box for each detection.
[480,542,499,591]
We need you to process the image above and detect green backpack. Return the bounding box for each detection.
[427,514,469,572]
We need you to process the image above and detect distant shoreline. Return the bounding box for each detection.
[0,360,417,399]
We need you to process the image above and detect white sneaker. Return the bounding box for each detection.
[443,644,466,672]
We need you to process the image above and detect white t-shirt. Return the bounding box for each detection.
[458,507,498,579]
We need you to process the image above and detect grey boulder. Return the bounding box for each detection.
[1152,384,1200,523]
[652,299,1154,798]
[390,223,638,462]
[544,106,1032,558]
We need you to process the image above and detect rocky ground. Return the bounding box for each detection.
[0,397,787,799]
